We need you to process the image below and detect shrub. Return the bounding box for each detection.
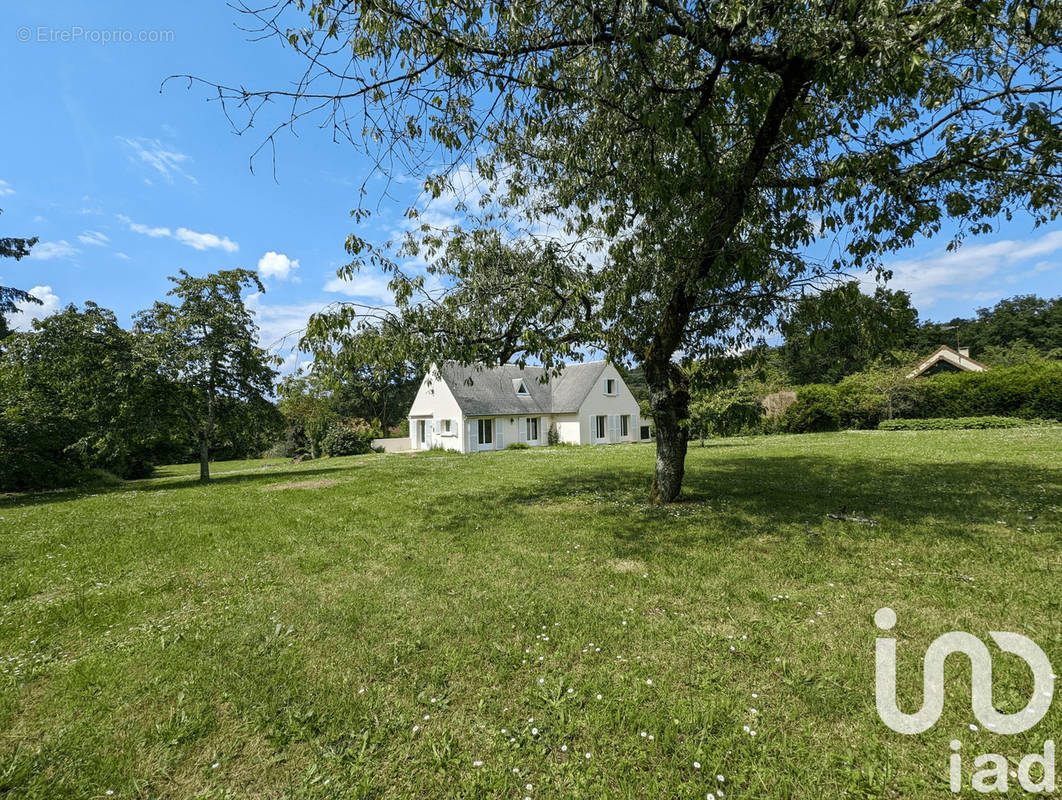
[779,363,1062,433]
[917,363,1062,420]
[878,416,1049,430]
[547,423,559,446]
[320,419,378,457]
[507,442,531,450]
[779,384,843,432]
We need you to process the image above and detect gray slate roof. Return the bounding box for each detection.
[437,361,609,416]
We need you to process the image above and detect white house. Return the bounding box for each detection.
[408,361,651,452]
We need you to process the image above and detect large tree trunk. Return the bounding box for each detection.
[646,364,690,504]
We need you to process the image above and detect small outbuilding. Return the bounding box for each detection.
[906,345,990,378]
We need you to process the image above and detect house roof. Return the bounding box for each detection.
[906,345,990,378]
[436,360,609,416]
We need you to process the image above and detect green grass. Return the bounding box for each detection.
[2,429,1060,798]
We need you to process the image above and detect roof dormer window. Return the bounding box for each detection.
[515,378,530,396]
[604,378,617,395]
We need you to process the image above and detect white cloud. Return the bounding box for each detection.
[129,222,171,237]
[28,240,79,261]
[119,137,196,184]
[115,252,131,260]
[257,251,299,280]
[323,272,395,301]
[119,215,238,252]
[77,230,109,247]
[874,229,1062,308]
[119,215,171,238]
[5,286,61,331]
[0,179,14,196]
[174,227,239,253]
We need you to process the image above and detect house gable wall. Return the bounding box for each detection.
[575,363,642,444]
[409,366,465,451]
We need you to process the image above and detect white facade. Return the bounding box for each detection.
[407,361,651,453]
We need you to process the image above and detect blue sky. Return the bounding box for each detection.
[2,2,1060,368]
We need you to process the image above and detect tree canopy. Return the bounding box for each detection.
[184,0,1062,501]
[779,282,919,384]
[1,210,40,339]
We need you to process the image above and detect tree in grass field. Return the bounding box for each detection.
[179,0,1062,502]
[134,269,278,481]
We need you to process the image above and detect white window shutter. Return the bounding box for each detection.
[588,415,594,442]
[519,418,527,443]
[495,418,504,449]
[608,414,617,443]
[468,420,475,452]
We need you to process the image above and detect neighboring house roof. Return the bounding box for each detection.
[906,345,990,378]
[435,360,610,416]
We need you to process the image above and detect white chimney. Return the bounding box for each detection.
[959,347,970,358]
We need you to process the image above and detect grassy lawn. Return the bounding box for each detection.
[2,429,1060,798]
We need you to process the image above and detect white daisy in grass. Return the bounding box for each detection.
[538,678,545,684]
[532,728,538,736]
[646,678,653,686]
[640,731,647,738]
[596,694,603,700]
[585,752,592,759]
[694,761,701,769]
[430,697,436,703]
[567,688,574,694]
[423,715,430,720]
[561,744,568,752]
[526,784,533,791]
[717,774,725,782]
[472,760,483,767]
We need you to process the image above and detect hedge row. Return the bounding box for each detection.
[778,363,1062,433]
[878,416,1049,431]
